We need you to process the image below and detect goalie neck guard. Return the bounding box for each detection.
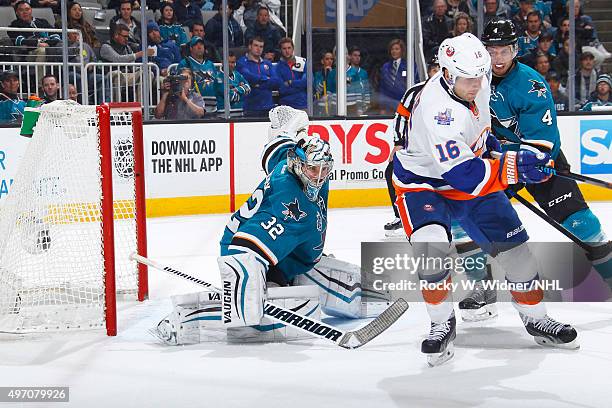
[287,137,333,202]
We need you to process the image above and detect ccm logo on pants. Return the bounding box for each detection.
[548,192,572,208]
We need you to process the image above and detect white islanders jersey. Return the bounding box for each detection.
[393,70,506,200]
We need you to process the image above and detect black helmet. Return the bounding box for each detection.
[481,18,518,46]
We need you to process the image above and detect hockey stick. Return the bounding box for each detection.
[130,253,409,349]
[536,166,612,190]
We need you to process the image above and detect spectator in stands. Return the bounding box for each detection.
[236,36,280,117]
[552,37,572,86]
[517,11,544,57]
[0,70,25,123]
[564,0,611,67]
[100,24,155,101]
[451,12,473,37]
[214,51,251,116]
[67,83,79,102]
[31,0,59,16]
[67,30,110,103]
[445,0,469,20]
[147,21,181,76]
[553,17,569,52]
[422,0,453,60]
[521,31,556,67]
[378,39,407,115]
[546,72,568,111]
[582,74,612,111]
[313,50,336,116]
[158,2,189,46]
[110,0,142,46]
[40,74,60,103]
[101,24,153,62]
[482,0,509,28]
[533,51,552,77]
[190,22,220,62]
[107,0,141,11]
[346,45,370,116]
[512,0,534,34]
[9,0,61,74]
[236,0,285,34]
[574,51,599,108]
[155,67,205,119]
[178,36,218,113]
[204,1,244,49]
[175,0,202,28]
[276,37,307,110]
[244,6,282,56]
[63,1,101,49]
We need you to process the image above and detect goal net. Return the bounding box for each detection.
[0,100,147,336]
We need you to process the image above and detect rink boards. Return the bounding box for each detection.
[1,115,611,217]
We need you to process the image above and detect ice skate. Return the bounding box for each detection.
[422,312,456,367]
[458,279,498,322]
[384,217,403,237]
[520,313,579,350]
[149,314,179,346]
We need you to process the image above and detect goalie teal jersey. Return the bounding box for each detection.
[220,137,328,282]
[490,62,561,159]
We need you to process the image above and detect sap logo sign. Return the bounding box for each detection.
[325,0,377,23]
[580,120,612,174]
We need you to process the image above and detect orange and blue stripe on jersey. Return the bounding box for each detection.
[392,156,511,201]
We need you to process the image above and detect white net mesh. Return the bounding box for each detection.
[0,100,141,333]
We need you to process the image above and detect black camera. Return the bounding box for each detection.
[165,74,187,96]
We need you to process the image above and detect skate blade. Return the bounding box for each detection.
[460,304,498,322]
[426,342,455,367]
[384,229,405,238]
[534,336,580,350]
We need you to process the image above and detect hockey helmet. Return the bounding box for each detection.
[287,137,333,202]
[437,33,491,82]
[481,18,518,46]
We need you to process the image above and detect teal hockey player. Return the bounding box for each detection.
[152,106,388,345]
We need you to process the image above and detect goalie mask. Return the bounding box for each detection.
[287,137,333,202]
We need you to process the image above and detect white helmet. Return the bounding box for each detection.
[437,33,491,83]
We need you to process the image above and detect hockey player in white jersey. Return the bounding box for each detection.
[392,33,578,366]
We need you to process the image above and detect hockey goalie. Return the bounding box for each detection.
[153,106,390,345]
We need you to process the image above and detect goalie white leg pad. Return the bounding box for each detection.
[218,252,267,327]
[227,285,320,343]
[294,255,390,319]
[151,290,224,345]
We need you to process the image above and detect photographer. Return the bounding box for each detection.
[155,68,205,120]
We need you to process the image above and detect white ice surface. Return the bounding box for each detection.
[1,203,611,408]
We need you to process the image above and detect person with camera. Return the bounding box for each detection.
[178,36,219,113]
[155,68,205,120]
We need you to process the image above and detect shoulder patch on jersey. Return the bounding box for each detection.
[528,79,547,98]
[282,198,307,221]
[434,108,455,125]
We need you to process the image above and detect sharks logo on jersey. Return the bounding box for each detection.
[528,79,547,98]
[490,107,520,140]
[282,198,307,221]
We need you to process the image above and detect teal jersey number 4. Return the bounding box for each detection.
[490,62,560,159]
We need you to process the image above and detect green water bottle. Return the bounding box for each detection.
[20,95,44,137]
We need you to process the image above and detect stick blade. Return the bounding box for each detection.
[338,298,409,349]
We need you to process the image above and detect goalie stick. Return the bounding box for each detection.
[130,253,409,349]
